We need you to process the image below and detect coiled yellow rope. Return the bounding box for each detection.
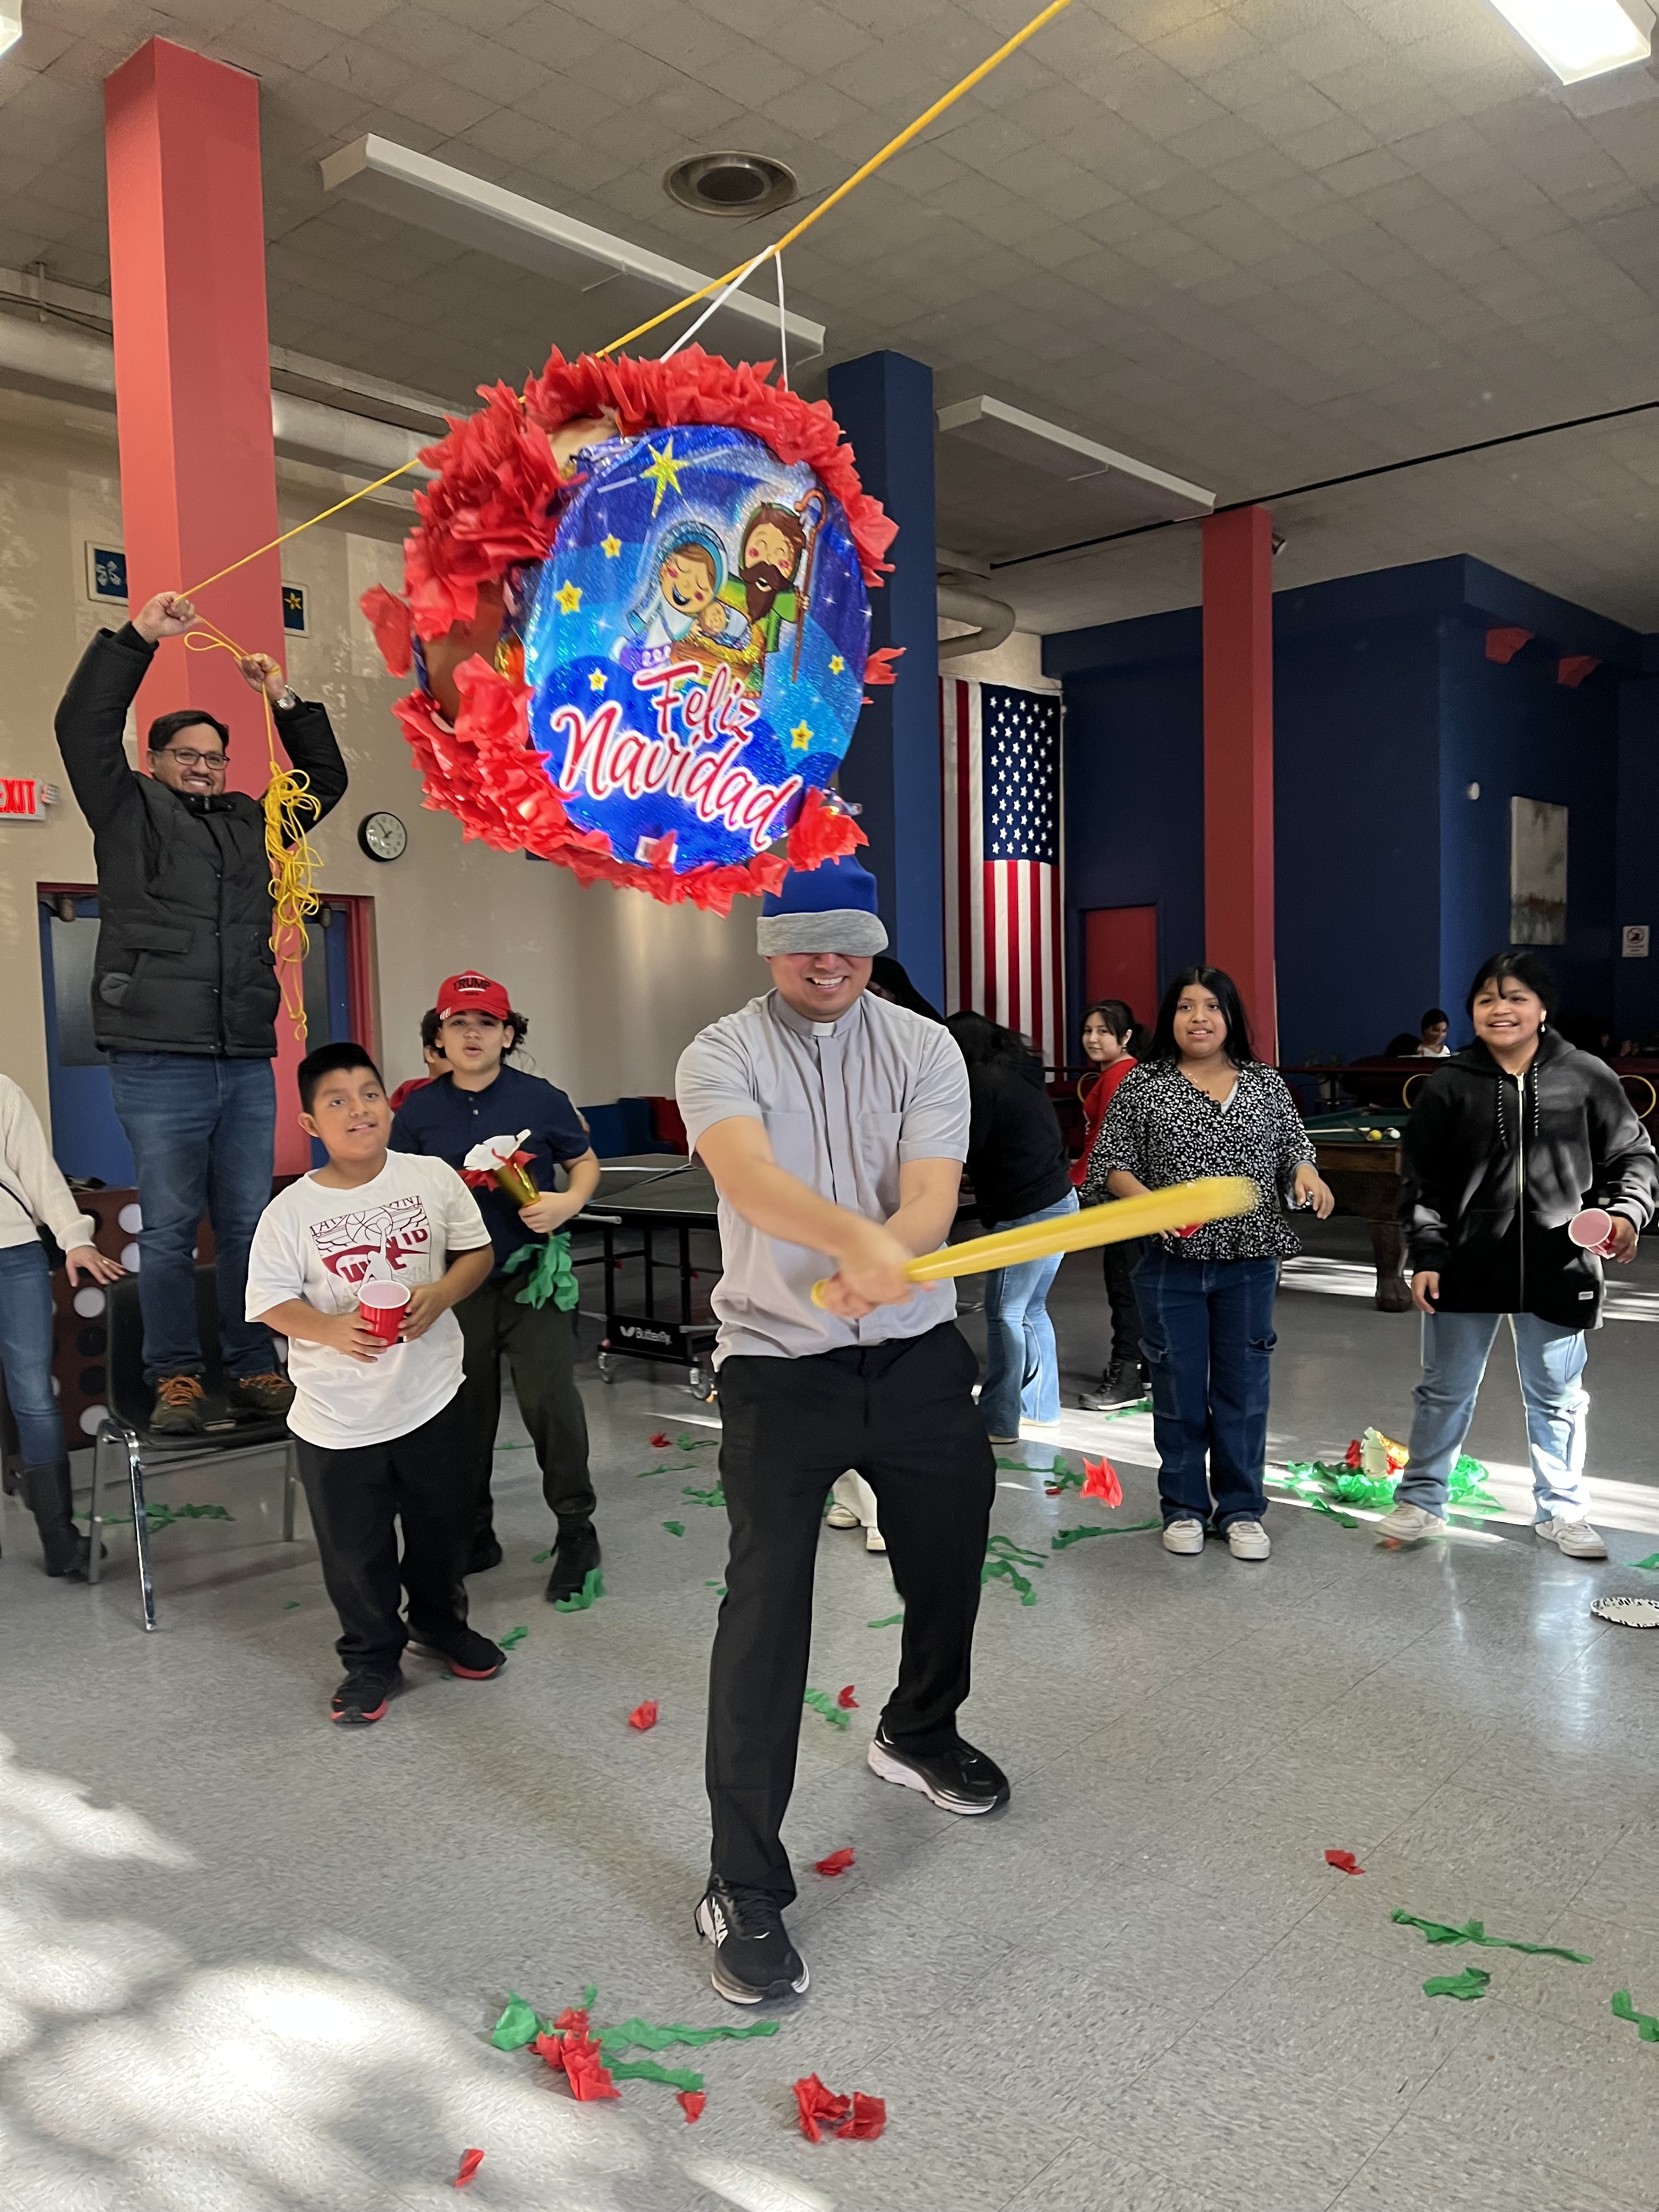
[184,620,321,1040]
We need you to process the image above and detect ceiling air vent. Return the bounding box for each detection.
[664,153,796,218]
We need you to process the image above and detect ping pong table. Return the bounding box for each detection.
[574,1154,721,1397]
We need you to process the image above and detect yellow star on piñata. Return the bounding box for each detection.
[555,581,583,614]
[600,534,622,558]
[829,654,845,674]
[588,668,606,691]
[790,720,813,751]
[641,437,685,516]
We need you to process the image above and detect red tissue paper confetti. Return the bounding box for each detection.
[814,1847,856,1878]
[454,2148,486,2189]
[836,1684,858,1709]
[551,2005,590,2033]
[1080,1455,1122,1508]
[677,2090,707,2124]
[628,1701,659,1731]
[560,2029,620,2102]
[1324,1849,1365,1875]
[838,2092,887,2141]
[1344,1437,1363,1469]
[651,1433,672,1449]
[794,2074,851,2142]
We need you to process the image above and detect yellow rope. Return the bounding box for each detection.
[183,621,322,1041]
[599,0,1077,356]
[173,0,1076,608]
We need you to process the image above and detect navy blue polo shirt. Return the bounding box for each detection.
[390,1065,590,1272]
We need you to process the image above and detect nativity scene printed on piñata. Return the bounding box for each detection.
[358,348,898,913]
[528,424,868,879]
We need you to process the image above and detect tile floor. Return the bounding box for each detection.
[3,1218,1659,2211]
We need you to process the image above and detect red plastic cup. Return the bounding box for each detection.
[357,1279,410,1342]
[1568,1208,1617,1258]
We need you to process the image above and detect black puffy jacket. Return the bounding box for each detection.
[54,625,347,1058]
[1399,1030,1657,1328]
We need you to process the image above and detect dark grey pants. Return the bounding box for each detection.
[455,1277,594,1542]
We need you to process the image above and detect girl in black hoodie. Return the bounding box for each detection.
[1382,952,1656,1555]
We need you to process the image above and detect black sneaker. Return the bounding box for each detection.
[544,1520,601,1605]
[330,1668,400,1725]
[466,1535,504,1575]
[694,1880,810,2006]
[867,1725,1011,1815]
[408,1625,505,1679]
[1080,1359,1147,1411]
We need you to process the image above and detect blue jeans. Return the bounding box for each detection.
[1398,1311,1590,1521]
[1134,1249,1279,1529]
[0,1241,66,1464]
[106,1053,277,1384]
[980,1190,1077,1438]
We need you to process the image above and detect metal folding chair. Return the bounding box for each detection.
[87,1266,300,1632]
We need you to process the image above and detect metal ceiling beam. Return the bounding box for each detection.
[320,136,825,364]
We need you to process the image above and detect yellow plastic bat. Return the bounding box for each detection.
[809,1175,1260,1307]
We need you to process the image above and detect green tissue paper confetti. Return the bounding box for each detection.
[981,1532,1045,1601]
[1630,1555,1659,1573]
[705,1581,726,1594]
[636,1464,670,1479]
[283,1600,301,1610]
[1310,1496,1361,1530]
[552,1567,605,1613]
[532,1548,551,1564]
[490,1993,545,2050]
[1424,1967,1491,2001]
[498,1625,529,1650]
[599,2017,777,2056]
[1391,1910,1591,1963]
[678,1437,718,1452]
[1612,1990,1659,2042]
[868,1611,905,1627]
[501,1231,578,1312]
[75,1500,234,1530]
[663,1521,686,1537]
[803,1688,851,1730]
[1278,1452,1500,1519]
[1051,1520,1161,1549]
[682,1483,725,1509]
[609,2057,705,2091]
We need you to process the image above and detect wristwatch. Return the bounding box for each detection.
[275,685,300,712]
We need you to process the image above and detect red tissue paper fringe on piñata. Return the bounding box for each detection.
[362,348,888,912]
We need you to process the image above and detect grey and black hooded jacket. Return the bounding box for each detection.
[1398,1030,1657,1329]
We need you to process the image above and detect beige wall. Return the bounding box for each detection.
[0,388,765,1143]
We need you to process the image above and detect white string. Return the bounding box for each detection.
[659,243,777,361]
[775,250,789,389]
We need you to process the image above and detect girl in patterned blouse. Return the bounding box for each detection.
[1083,966,1332,1561]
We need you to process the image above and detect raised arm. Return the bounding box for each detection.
[238,652,348,826]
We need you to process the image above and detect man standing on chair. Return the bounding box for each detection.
[55,590,348,1434]
[676,853,1007,2008]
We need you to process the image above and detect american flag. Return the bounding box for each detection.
[940,678,1064,1066]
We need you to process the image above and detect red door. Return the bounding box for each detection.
[1082,905,1158,1032]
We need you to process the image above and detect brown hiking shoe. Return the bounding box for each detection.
[227,1372,295,1419]
[150,1374,206,1435]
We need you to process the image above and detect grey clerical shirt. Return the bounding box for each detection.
[676,989,969,1363]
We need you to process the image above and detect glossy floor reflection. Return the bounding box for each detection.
[3,1233,1658,2211]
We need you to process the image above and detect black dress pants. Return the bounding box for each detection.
[1103,1235,1147,1372]
[708,1321,996,1902]
[293,1393,471,1671]
[455,1278,594,1543]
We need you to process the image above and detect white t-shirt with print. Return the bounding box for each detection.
[245,1151,491,1451]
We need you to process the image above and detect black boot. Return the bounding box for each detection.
[21,1461,90,1579]
[1080,1359,1148,1412]
[544,1518,601,1604]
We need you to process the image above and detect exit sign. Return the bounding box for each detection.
[0,778,57,821]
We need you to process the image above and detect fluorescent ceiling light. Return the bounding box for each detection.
[320,137,823,362]
[937,393,1213,524]
[1485,0,1652,83]
[0,12,20,58]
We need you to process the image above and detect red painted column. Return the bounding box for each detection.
[104,38,308,1171]
[1202,506,1278,1060]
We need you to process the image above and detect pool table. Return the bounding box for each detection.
[1302,1107,1413,1311]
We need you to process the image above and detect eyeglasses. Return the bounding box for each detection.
[153,747,227,770]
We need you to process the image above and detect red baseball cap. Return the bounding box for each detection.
[436,971,512,1022]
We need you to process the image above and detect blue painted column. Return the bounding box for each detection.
[826,350,943,1007]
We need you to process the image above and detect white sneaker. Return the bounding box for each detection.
[1375,1502,1446,1542]
[825,1501,861,1529]
[865,1526,887,1554]
[1226,1519,1271,1561]
[1536,1517,1608,1561]
[1162,1517,1205,1555]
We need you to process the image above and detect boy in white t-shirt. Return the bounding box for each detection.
[246,1042,499,1724]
